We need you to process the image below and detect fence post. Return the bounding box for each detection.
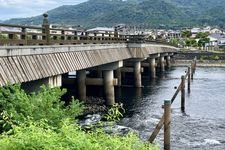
[42,13,50,45]
[164,100,171,150]
[188,66,191,93]
[181,75,185,112]
[191,62,194,80]
[194,56,197,73]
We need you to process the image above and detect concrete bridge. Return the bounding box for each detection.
[0,14,178,105]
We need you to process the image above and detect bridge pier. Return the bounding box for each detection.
[160,53,168,72]
[166,55,171,68]
[98,61,123,105]
[166,53,173,68]
[134,61,142,88]
[77,70,86,102]
[149,54,160,78]
[115,68,122,87]
[103,70,115,106]
[160,55,165,72]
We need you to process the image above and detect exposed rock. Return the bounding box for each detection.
[105,125,139,136]
[79,114,138,136]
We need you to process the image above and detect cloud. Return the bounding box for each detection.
[0,0,87,20]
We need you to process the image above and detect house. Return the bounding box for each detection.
[167,30,181,39]
[191,28,201,38]
[86,27,115,37]
[210,28,223,34]
[206,33,225,47]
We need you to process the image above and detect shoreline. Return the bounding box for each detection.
[173,60,225,67]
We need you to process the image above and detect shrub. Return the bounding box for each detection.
[0,119,156,150]
[0,84,157,150]
[0,84,83,132]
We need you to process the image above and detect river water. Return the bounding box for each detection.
[117,67,225,150]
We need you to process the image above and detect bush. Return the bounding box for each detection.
[0,85,157,150]
[0,84,83,132]
[0,119,156,150]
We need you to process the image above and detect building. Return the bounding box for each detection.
[206,33,225,47]
[87,27,115,37]
[167,30,181,39]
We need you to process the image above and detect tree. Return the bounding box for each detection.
[185,38,197,47]
[198,38,210,47]
[181,30,192,38]
[195,32,209,39]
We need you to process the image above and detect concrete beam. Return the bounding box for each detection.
[85,78,118,86]
[160,53,169,57]
[121,67,144,73]
[0,44,127,57]
[149,53,160,58]
[98,61,123,71]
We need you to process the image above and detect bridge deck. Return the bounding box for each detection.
[0,43,178,86]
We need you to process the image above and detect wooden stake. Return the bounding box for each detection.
[188,66,191,93]
[164,100,171,150]
[181,75,185,112]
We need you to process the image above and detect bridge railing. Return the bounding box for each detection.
[0,14,175,47]
[0,14,128,46]
[0,24,127,46]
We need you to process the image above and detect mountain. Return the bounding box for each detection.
[4,0,225,28]
[200,5,225,27]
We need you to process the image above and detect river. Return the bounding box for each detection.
[117,67,225,150]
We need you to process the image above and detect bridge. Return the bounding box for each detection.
[0,14,178,105]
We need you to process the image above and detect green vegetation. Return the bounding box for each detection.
[0,33,7,40]
[0,84,156,150]
[103,103,124,121]
[200,55,220,62]
[181,31,192,38]
[4,0,225,28]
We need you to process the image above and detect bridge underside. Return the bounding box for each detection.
[0,43,177,86]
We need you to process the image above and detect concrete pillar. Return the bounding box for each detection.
[115,68,122,87]
[149,58,156,78]
[166,55,171,68]
[77,70,86,102]
[103,70,115,106]
[160,56,165,72]
[134,61,142,88]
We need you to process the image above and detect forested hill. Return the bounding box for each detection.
[4,0,225,28]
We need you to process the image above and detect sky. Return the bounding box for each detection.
[0,0,88,20]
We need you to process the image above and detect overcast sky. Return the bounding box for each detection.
[0,0,88,20]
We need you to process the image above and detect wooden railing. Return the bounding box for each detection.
[0,14,175,47]
[148,57,197,149]
[0,23,127,46]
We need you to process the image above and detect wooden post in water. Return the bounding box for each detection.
[194,56,197,73]
[191,62,194,80]
[181,75,185,112]
[164,100,171,150]
[188,66,191,93]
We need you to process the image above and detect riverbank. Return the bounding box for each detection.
[174,50,225,67]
